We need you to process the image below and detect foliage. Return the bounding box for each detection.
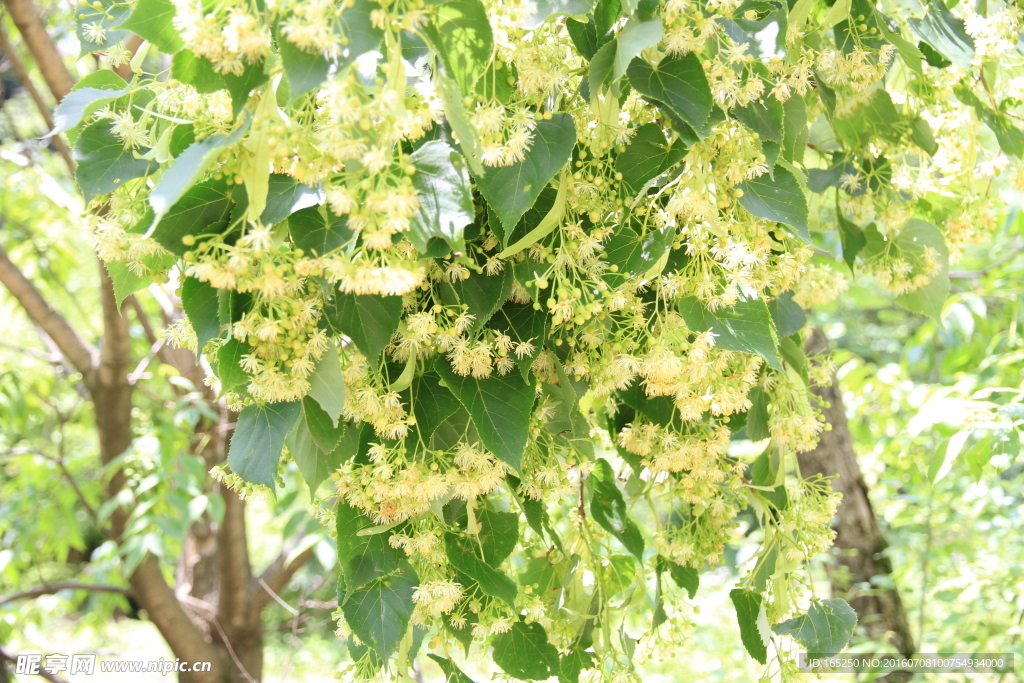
[60,0,1024,677]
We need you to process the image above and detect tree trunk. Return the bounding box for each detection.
[800,328,916,677]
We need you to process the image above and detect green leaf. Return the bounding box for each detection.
[302,395,342,454]
[895,219,950,320]
[148,177,235,255]
[566,17,601,60]
[589,458,644,559]
[603,222,675,285]
[838,214,866,271]
[909,116,938,156]
[475,508,519,566]
[909,1,974,69]
[546,357,594,459]
[492,622,560,681]
[772,598,857,657]
[657,556,699,599]
[613,20,663,87]
[875,12,923,76]
[423,0,493,94]
[474,113,576,235]
[120,0,184,53]
[918,40,952,68]
[335,0,385,71]
[767,291,805,337]
[325,293,403,363]
[286,401,347,494]
[737,164,810,242]
[435,361,537,475]
[408,141,473,254]
[147,123,249,232]
[525,0,593,29]
[216,338,251,393]
[677,295,782,371]
[336,501,410,592]
[436,73,484,176]
[781,95,807,164]
[559,649,596,683]
[76,0,130,56]
[73,119,153,201]
[451,268,513,334]
[171,51,268,116]
[626,54,712,133]
[730,588,768,664]
[732,95,784,143]
[50,80,129,137]
[746,387,770,441]
[308,347,346,427]
[341,570,418,661]
[954,86,1024,159]
[181,277,221,350]
[228,401,301,488]
[411,372,462,441]
[279,39,329,99]
[615,123,686,195]
[443,533,517,607]
[588,39,617,96]
[427,654,476,683]
[260,174,323,225]
[519,556,560,594]
[104,255,173,306]
[288,205,354,256]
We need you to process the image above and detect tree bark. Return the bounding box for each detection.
[800,328,916,678]
[0,5,319,680]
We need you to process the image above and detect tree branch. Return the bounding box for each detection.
[0,0,72,101]
[949,242,1024,280]
[0,646,67,683]
[251,537,316,616]
[0,20,74,171]
[0,582,131,607]
[1,448,100,525]
[0,246,98,377]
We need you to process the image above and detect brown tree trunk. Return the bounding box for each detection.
[800,329,916,678]
[0,4,319,681]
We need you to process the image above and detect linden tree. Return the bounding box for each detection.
[61,0,1024,677]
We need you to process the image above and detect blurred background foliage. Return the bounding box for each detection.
[0,2,1023,682]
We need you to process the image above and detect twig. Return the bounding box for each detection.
[0,582,131,607]
[208,616,257,683]
[177,594,257,683]
[949,243,1024,279]
[0,339,59,363]
[0,645,69,683]
[0,448,100,524]
[257,577,299,616]
[127,337,165,385]
[0,19,74,171]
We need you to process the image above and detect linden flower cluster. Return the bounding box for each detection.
[172,0,272,74]
[73,0,1020,675]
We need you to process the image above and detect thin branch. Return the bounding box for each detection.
[127,337,165,385]
[0,339,59,363]
[0,646,68,683]
[2,448,100,525]
[177,594,257,683]
[257,578,299,616]
[0,582,131,607]
[949,243,1024,279]
[0,20,74,171]
[0,0,72,101]
[0,245,98,378]
[251,536,317,616]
